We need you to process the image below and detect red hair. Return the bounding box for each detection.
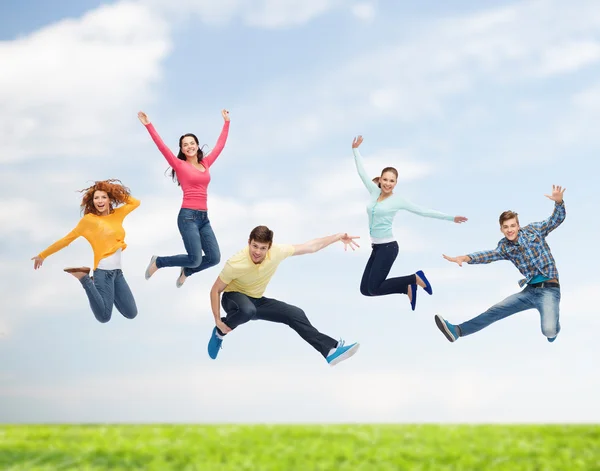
[78,179,131,216]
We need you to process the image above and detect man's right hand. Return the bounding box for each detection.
[216,320,232,334]
[442,254,470,267]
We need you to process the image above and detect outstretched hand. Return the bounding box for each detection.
[544,184,565,203]
[352,135,363,148]
[31,256,43,270]
[222,109,230,121]
[340,233,360,251]
[442,254,468,267]
[137,111,150,125]
[454,216,468,224]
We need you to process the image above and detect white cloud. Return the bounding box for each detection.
[351,2,376,23]
[0,1,171,163]
[533,40,600,77]
[2,0,599,424]
[572,82,600,110]
[245,0,338,28]
[144,0,341,28]
[220,0,600,160]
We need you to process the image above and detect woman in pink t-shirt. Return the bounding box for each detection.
[138,109,230,288]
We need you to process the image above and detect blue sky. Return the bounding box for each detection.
[0,0,598,423]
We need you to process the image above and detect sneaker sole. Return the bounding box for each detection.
[434,315,456,343]
[64,267,90,274]
[328,343,360,366]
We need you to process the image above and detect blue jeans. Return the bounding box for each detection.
[155,208,220,277]
[220,292,338,357]
[458,285,561,338]
[360,241,416,296]
[80,269,138,323]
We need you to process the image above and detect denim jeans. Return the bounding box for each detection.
[219,292,338,357]
[79,269,138,323]
[155,208,220,277]
[458,285,561,338]
[360,241,416,296]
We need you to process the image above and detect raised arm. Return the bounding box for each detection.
[397,196,466,223]
[528,185,566,237]
[138,111,179,168]
[113,195,141,218]
[352,136,380,194]
[202,109,231,168]
[292,232,360,256]
[32,224,82,269]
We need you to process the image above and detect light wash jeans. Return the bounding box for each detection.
[458,285,561,339]
[80,269,138,323]
[155,208,220,277]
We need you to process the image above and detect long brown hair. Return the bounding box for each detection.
[169,133,207,186]
[78,179,131,216]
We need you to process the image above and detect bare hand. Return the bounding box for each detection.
[216,320,232,334]
[222,109,230,121]
[544,185,565,203]
[454,216,468,224]
[442,254,468,267]
[31,256,44,270]
[137,111,150,125]
[340,233,360,251]
[352,135,363,148]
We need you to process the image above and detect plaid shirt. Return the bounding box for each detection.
[467,201,566,287]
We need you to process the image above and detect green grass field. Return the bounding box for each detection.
[0,425,598,470]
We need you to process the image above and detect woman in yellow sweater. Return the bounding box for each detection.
[32,180,140,323]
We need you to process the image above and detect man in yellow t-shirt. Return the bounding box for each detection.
[208,225,361,366]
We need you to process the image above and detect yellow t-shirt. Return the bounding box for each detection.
[219,244,296,298]
[38,196,140,270]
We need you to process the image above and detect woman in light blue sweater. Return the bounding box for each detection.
[352,135,467,311]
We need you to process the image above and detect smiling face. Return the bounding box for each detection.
[248,239,270,264]
[501,217,520,241]
[180,135,199,160]
[93,190,110,216]
[379,170,397,196]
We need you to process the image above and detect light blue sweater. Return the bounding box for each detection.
[353,148,454,240]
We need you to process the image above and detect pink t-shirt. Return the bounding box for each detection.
[145,121,230,210]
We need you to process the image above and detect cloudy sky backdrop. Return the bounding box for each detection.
[0,0,598,423]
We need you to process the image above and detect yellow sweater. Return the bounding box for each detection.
[38,196,141,270]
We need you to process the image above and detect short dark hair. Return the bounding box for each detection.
[499,210,519,226]
[249,225,273,247]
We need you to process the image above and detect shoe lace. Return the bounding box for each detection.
[337,339,345,349]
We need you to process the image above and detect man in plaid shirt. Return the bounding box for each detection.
[435,185,566,343]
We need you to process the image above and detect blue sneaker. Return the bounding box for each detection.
[207,327,223,359]
[547,336,557,343]
[326,340,360,366]
[434,314,459,343]
[416,270,432,295]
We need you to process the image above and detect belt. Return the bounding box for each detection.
[529,281,560,289]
